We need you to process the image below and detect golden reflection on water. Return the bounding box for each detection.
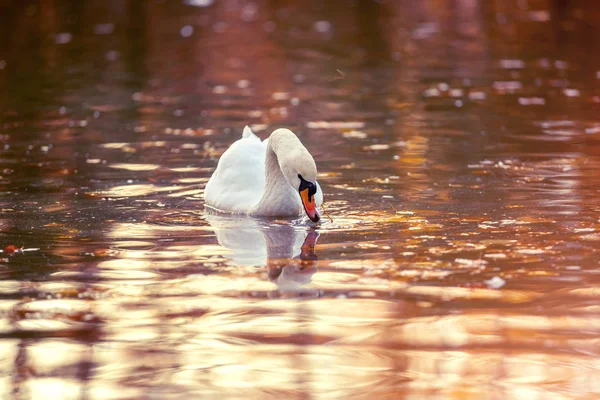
[3,292,600,398]
[2,0,600,398]
[4,200,598,398]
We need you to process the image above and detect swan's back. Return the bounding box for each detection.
[204,127,267,213]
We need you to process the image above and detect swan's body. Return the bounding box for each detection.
[204,126,323,221]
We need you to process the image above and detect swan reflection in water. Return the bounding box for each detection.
[205,213,319,293]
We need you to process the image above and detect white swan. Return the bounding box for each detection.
[204,126,323,222]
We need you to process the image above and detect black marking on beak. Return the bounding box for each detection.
[298,174,317,202]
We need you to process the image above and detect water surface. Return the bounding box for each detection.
[1,0,600,398]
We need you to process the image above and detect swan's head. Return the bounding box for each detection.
[297,173,319,222]
[270,129,320,223]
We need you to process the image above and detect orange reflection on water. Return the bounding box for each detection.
[2,0,600,398]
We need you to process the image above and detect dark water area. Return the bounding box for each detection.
[1,0,600,398]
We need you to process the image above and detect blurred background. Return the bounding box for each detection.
[1,0,600,399]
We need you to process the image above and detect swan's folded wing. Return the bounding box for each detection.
[204,134,267,214]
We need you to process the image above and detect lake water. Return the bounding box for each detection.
[1,0,600,398]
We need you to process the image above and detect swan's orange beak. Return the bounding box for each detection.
[300,188,320,223]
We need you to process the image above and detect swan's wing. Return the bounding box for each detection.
[204,126,267,213]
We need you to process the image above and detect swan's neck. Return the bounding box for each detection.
[252,143,301,217]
